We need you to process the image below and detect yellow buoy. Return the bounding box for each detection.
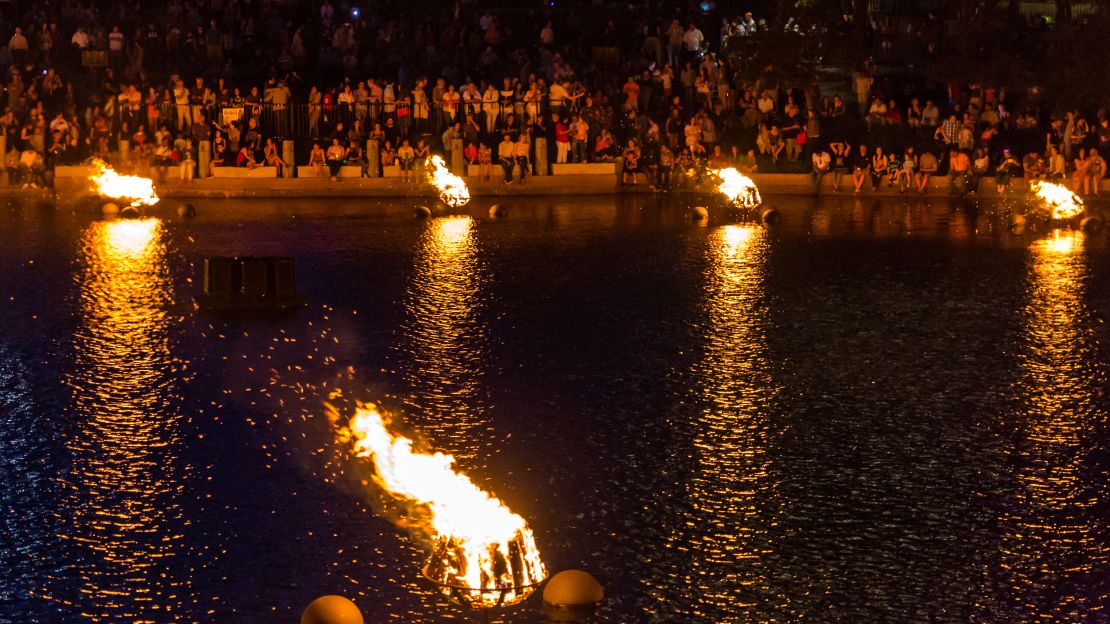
[543,570,604,606]
[101,202,120,216]
[691,206,709,220]
[300,595,364,624]
[489,203,508,218]
[414,205,433,219]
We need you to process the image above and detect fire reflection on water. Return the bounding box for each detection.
[993,229,1108,619]
[397,216,490,463]
[651,225,781,618]
[55,219,193,622]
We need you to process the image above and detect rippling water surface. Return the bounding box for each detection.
[1,195,1109,623]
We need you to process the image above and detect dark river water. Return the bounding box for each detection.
[1,194,1109,623]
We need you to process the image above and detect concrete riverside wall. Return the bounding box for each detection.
[47,164,1110,199]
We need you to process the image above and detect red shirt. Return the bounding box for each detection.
[555,122,569,143]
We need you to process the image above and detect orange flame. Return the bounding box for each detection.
[711,167,761,208]
[89,158,159,208]
[426,155,471,208]
[336,403,545,608]
[1031,181,1084,220]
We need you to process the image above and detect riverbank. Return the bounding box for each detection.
[46,164,1110,202]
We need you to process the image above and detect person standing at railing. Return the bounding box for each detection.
[524,82,540,125]
[368,79,383,126]
[549,80,569,117]
[463,81,481,120]
[396,88,412,137]
[482,84,500,134]
[498,78,515,125]
[430,78,445,127]
[173,79,190,131]
[337,85,355,124]
[412,79,429,132]
[354,81,369,126]
[266,79,291,138]
[189,78,206,131]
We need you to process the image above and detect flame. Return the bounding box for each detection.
[426,155,471,208]
[1031,181,1084,220]
[89,158,159,208]
[711,168,761,208]
[336,403,545,608]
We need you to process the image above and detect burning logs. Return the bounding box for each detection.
[423,531,546,609]
[335,403,546,610]
[426,155,471,208]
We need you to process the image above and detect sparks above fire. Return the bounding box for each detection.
[337,403,545,609]
[1030,180,1084,220]
[426,155,471,208]
[88,158,160,208]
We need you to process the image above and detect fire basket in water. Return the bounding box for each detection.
[710,167,761,208]
[1030,180,1084,220]
[89,158,159,208]
[336,403,545,610]
[426,155,471,208]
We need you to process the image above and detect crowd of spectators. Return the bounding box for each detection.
[0,0,1107,195]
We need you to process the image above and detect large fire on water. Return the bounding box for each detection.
[711,167,761,208]
[89,158,160,208]
[334,403,545,609]
[1030,180,1084,220]
[426,155,471,208]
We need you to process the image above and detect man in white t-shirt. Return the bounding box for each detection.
[548,80,569,114]
[683,23,704,62]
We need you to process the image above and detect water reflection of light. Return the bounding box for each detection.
[104,219,157,258]
[650,225,779,618]
[992,229,1108,619]
[397,216,490,462]
[57,218,193,621]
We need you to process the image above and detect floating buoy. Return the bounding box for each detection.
[543,570,604,607]
[691,206,709,221]
[760,207,781,225]
[300,595,363,624]
[177,203,197,217]
[414,205,432,219]
[120,205,141,219]
[1010,213,1027,233]
[488,203,508,218]
[1081,216,1103,232]
[101,202,120,216]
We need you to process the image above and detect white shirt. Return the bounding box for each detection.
[683,28,703,52]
